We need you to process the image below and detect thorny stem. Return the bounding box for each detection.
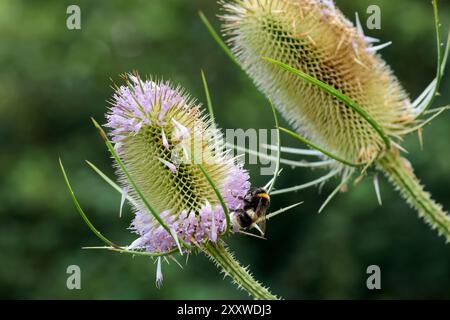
[203,241,279,300]
[378,150,450,241]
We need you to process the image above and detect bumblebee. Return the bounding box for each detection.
[231,187,270,235]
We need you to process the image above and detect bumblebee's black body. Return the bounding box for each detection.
[233,188,270,230]
[235,209,254,228]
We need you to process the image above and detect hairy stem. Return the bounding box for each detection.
[378,151,450,241]
[202,241,279,300]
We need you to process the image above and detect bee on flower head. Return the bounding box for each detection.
[231,187,270,236]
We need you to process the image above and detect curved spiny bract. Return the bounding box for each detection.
[221,0,415,165]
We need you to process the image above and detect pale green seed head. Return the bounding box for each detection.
[222,0,416,164]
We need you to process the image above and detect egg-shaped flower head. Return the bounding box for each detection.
[222,0,415,165]
[106,74,250,254]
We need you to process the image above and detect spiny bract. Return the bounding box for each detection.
[222,0,416,164]
[106,74,250,253]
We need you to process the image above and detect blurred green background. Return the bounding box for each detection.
[1,0,449,299]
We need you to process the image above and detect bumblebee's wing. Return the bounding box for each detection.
[251,198,267,236]
[255,217,266,236]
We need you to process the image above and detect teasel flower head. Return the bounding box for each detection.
[106,74,250,254]
[217,0,450,240]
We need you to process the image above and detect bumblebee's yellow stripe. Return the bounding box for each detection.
[256,193,270,199]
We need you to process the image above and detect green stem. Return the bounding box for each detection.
[378,151,450,241]
[202,241,279,300]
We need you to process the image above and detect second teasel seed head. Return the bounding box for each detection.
[221,0,417,164]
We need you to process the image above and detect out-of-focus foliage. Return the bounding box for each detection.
[0,0,449,299]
